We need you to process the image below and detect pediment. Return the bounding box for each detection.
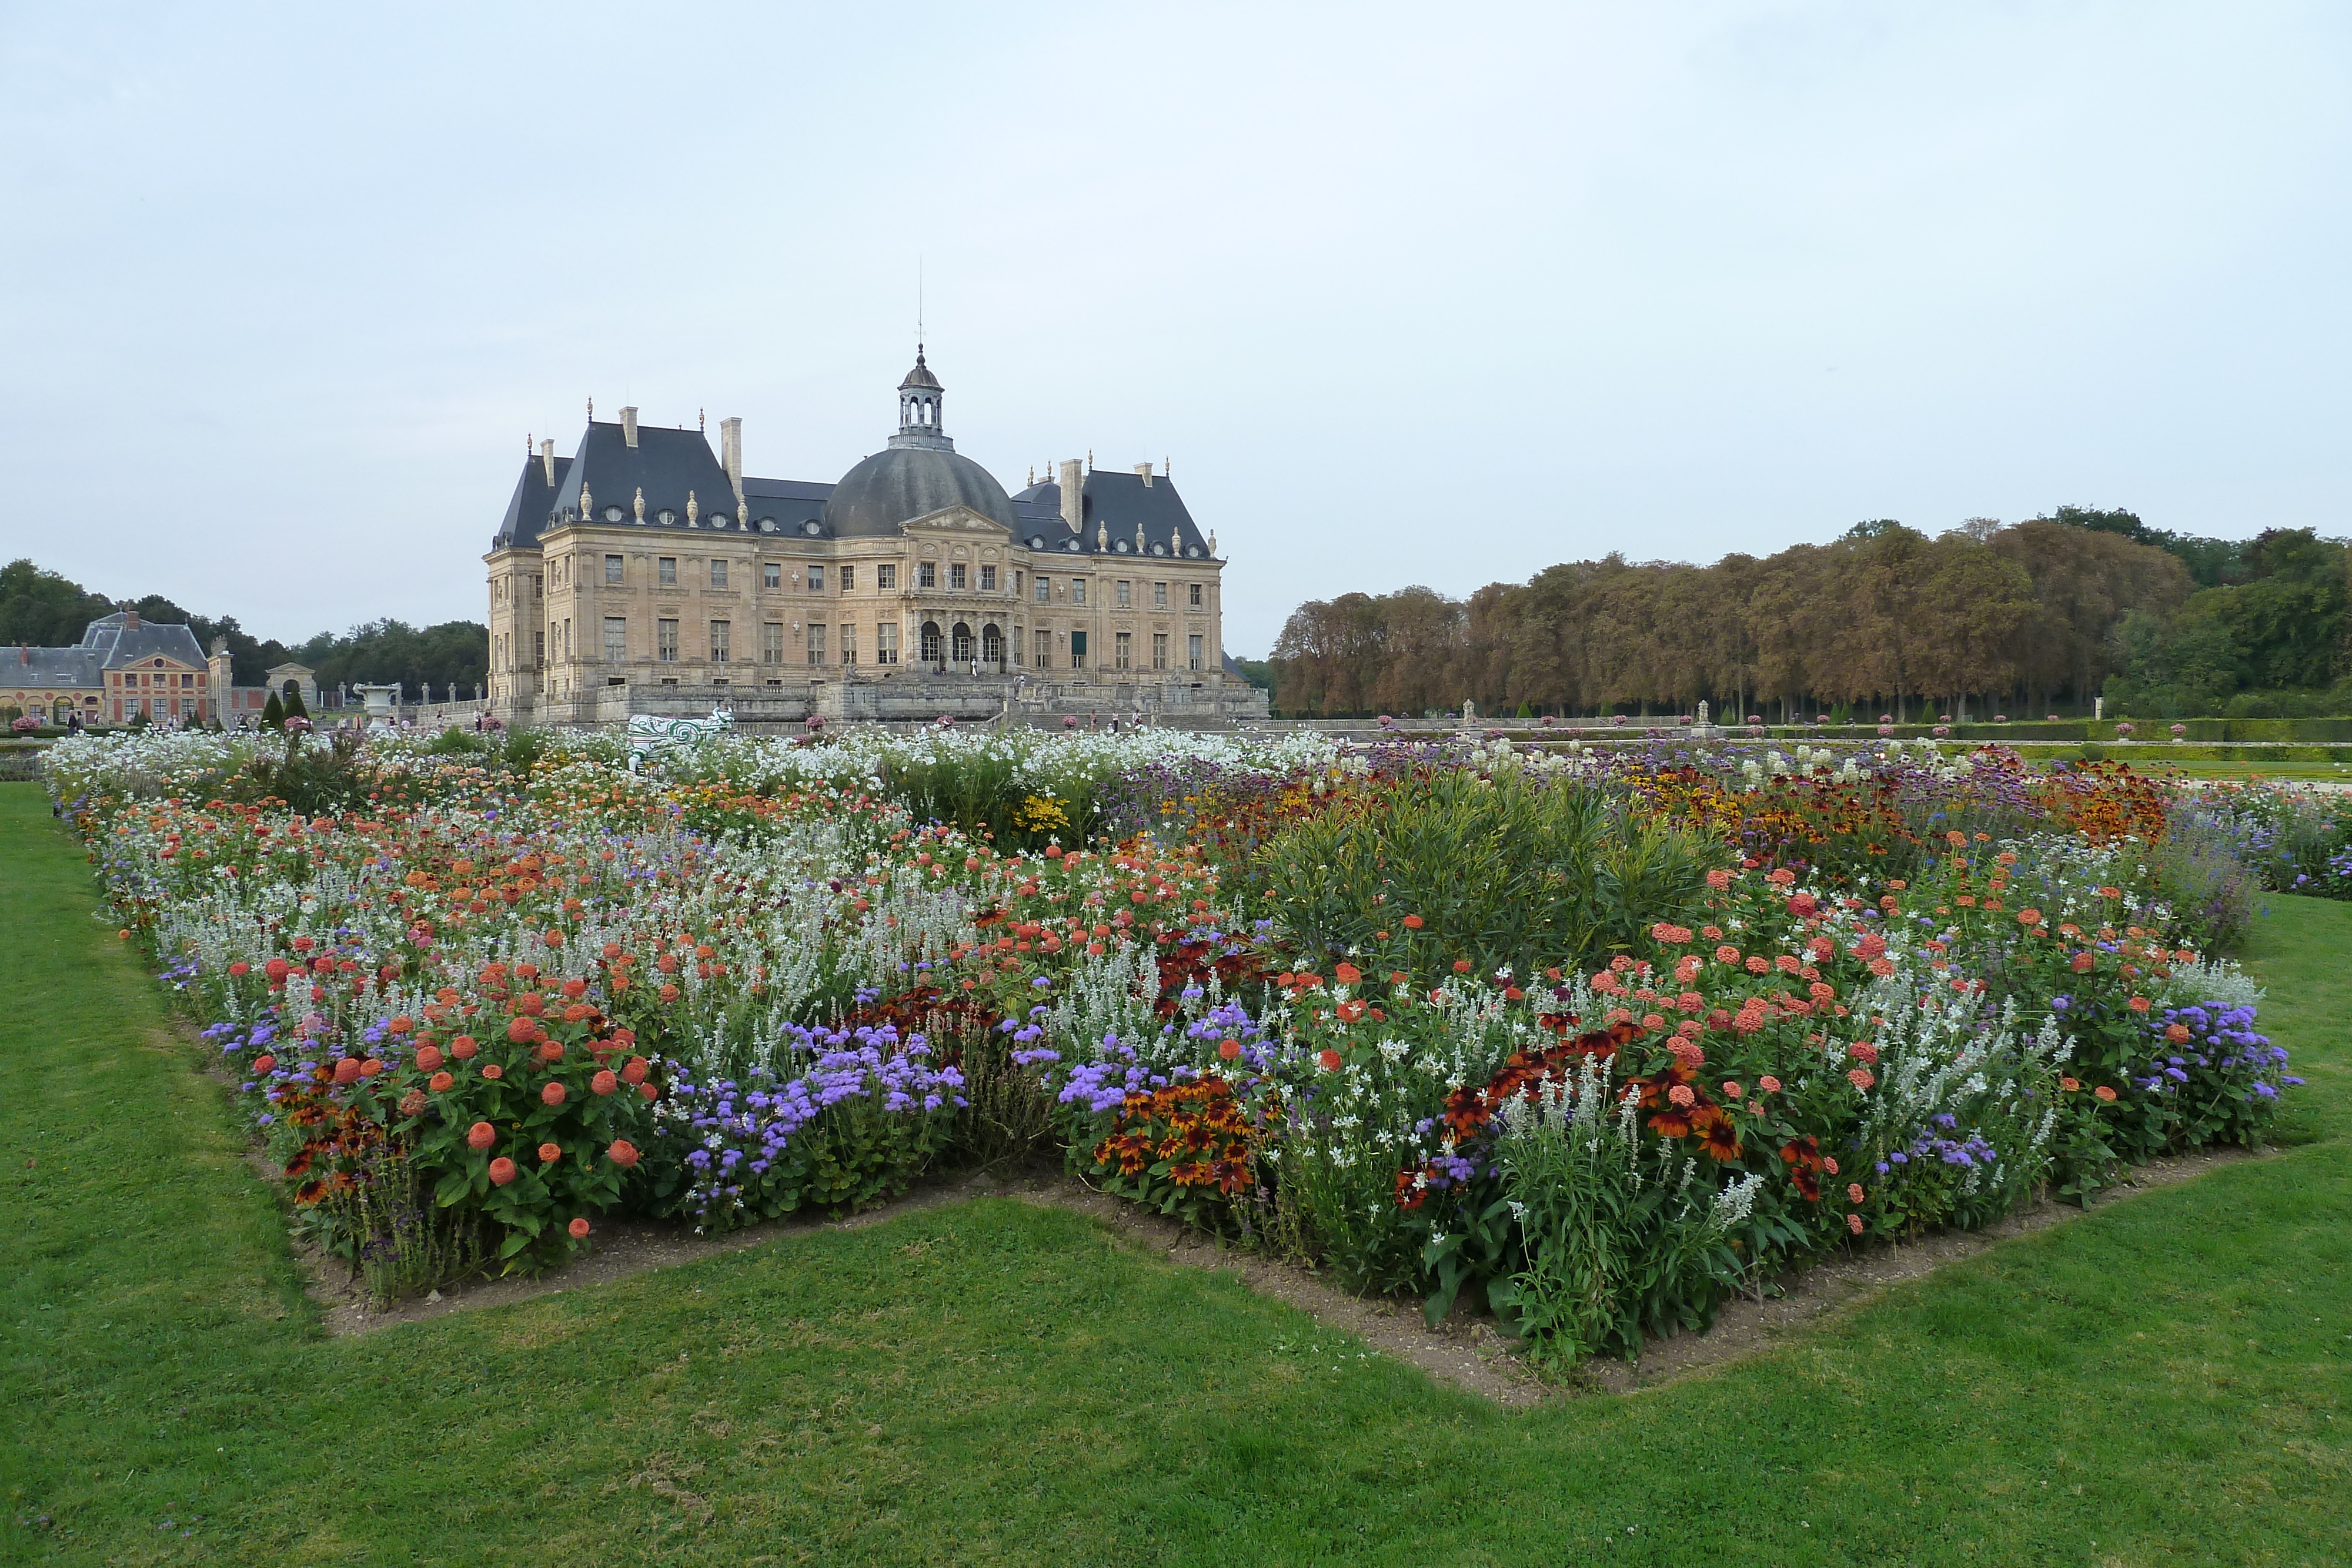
[901,504,1008,536]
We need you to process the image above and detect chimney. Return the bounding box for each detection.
[720,416,744,507]
[1058,459,1084,534]
[540,439,556,486]
[620,406,639,448]
[1134,462,1154,487]
[123,610,139,629]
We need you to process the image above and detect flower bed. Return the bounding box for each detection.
[46,725,2300,1365]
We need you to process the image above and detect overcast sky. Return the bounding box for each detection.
[3,2,2346,656]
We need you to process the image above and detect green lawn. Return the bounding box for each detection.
[5,780,2349,1566]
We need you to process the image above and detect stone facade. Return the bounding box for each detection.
[4,612,245,727]
[485,353,1268,730]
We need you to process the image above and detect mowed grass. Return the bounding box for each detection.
[3,781,2348,1567]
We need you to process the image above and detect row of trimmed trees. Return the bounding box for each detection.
[1271,517,2205,721]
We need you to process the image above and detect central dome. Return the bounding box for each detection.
[822,446,1021,538]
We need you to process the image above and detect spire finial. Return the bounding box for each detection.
[699,407,706,432]
[587,397,593,422]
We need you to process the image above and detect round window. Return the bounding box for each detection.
[804,520,821,536]
[656,509,677,525]
[603,505,624,522]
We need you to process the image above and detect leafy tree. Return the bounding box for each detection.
[259,690,285,731]
[1264,510,2315,721]
[0,560,113,647]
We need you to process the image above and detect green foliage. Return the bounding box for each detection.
[5,787,2352,1563]
[1488,1079,1741,1365]
[0,558,114,646]
[258,690,284,732]
[296,617,487,696]
[1262,770,1719,980]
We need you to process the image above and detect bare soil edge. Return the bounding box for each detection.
[161,1016,2264,1402]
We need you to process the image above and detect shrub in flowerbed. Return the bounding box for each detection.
[2171,779,2352,900]
[47,726,2301,1367]
[1260,763,1719,982]
[1201,830,2298,1363]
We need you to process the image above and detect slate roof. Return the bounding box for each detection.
[493,452,573,550]
[9,614,209,690]
[1011,470,1215,561]
[6,647,105,688]
[80,614,209,667]
[823,446,1023,539]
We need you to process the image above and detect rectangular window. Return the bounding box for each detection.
[1071,579,1087,605]
[1188,633,1204,671]
[534,630,546,667]
[808,565,824,593]
[605,554,624,585]
[658,557,677,587]
[1188,582,1203,608]
[761,622,784,664]
[980,564,997,591]
[876,623,899,665]
[917,562,936,589]
[710,620,731,663]
[1153,581,1168,609]
[841,565,856,591]
[764,563,781,590]
[806,624,826,665]
[1117,580,1131,606]
[840,624,857,665]
[1069,630,1087,669]
[1152,632,1169,670]
[180,672,193,687]
[603,617,627,662]
[1013,570,1023,597]
[533,574,543,599]
[1035,630,1052,668]
[1035,576,1050,603]
[949,563,966,590]
[877,564,895,590]
[657,619,679,662]
[1115,631,1132,670]
[564,618,573,657]
[710,560,729,589]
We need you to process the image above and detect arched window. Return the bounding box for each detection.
[981,624,1004,667]
[920,621,943,664]
[951,622,975,663]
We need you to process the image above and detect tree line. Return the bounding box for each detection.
[1269,509,2351,721]
[0,559,489,697]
